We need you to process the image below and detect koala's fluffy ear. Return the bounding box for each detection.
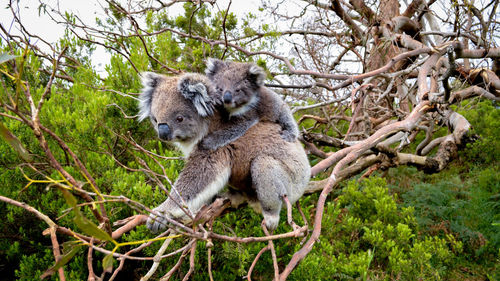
[178,74,216,117]
[205,58,227,79]
[247,63,266,87]
[138,72,164,122]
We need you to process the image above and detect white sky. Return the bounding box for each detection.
[0,0,261,75]
[1,0,101,42]
[1,0,112,74]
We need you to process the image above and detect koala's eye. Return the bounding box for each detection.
[216,87,222,93]
[176,116,184,122]
[152,116,157,123]
[235,89,242,93]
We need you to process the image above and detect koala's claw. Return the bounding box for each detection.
[146,209,169,233]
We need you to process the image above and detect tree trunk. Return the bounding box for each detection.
[347,0,401,141]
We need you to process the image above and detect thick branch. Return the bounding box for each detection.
[449,86,500,103]
[402,0,425,18]
[303,132,357,148]
[349,0,376,23]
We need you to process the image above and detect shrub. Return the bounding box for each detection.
[290,178,460,280]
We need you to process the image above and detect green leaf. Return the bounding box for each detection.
[59,188,114,242]
[59,188,77,207]
[0,121,32,162]
[0,53,17,64]
[102,253,114,273]
[40,243,82,279]
[73,211,114,242]
[61,240,81,254]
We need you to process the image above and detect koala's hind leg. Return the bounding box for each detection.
[251,156,291,231]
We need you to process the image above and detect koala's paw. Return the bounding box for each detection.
[280,130,298,142]
[146,206,169,233]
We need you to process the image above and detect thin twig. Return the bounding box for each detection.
[262,223,279,280]
[220,0,232,59]
[87,238,96,281]
[246,245,270,281]
[181,241,197,281]
[141,229,173,281]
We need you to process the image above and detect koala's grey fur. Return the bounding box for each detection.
[138,72,310,232]
[199,58,299,151]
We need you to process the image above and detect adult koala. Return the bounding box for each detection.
[138,72,310,232]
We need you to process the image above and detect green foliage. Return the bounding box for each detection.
[459,100,500,164]
[291,178,458,280]
[0,121,32,162]
[385,165,500,279]
[0,20,179,281]
[398,169,499,256]
[384,99,500,279]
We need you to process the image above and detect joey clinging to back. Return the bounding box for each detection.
[200,58,299,151]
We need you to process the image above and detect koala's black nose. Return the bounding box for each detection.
[157,123,172,140]
[223,91,233,104]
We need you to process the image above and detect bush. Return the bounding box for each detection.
[291,178,460,280]
[459,100,500,165]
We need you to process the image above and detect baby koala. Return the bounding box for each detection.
[200,58,299,151]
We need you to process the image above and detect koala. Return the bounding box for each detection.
[138,72,310,232]
[198,58,299,151]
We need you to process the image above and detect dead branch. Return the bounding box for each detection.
[142,230,174,281]
[87,239,96,281]
[181,241,198,281]
[50,227,66,281]
[246,245,271,281]
[112,215,148,240]
[449,85,500,103]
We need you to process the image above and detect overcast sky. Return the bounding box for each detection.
[0,0,261,75]
[1,0,114,74]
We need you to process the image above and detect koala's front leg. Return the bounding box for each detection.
[267,90,299,142]
[200,116,258,151]
[278,108,299,142]
[147,151,232,232]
